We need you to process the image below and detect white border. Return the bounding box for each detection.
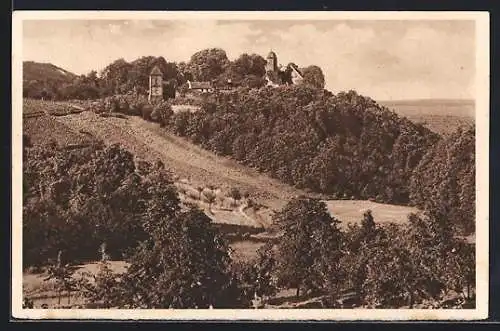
[11,10,490,320]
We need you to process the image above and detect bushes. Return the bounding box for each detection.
[22,143,178,267]
[88,94,169,122]
[151,101,174,126]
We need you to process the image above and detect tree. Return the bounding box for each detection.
[360,209,377,242]
[43,251,78,306]
[230,242,278,307]
[22,142,170,267]
[410,125,475,235]
[188,48,230,81]
[302,65,326,89]
[79,244,122,308]
[196,186,204,200]
[229,187,242,204]
[273,197,342,297]
[101,208,235,308]
[203,190,217,213]
[151,100,173,127]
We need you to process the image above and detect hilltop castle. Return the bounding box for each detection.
[148,51,305,102]
[265,51,304,87]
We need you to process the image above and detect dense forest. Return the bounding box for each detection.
[23,139,475,308]
[166,87,439,203]
[410,125,475,234]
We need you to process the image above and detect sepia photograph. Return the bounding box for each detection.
[11,11,489,320]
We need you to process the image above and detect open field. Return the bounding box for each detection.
[23,99,88,116]
[23,261,128,308]
[325,200,418,227]
[379,99,475,136]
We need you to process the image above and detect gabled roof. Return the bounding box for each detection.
[288,63,304,78]
[188,81,213,89]
[150,65,163,76]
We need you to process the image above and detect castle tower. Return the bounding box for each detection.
[148,65,163,104]
[265,50,278,72]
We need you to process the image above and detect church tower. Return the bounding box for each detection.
[148,65,163,104]
[266,50,278,72]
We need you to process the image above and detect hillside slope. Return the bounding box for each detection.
[56,111,307,211]
[23,61,76,84]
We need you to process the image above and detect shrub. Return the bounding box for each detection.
[151,101,174,126]
[139,104,153,121]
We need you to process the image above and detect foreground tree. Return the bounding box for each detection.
[273,197,343,298]
[93,207,236,308]
[44,251,78,306]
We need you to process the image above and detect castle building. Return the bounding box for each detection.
[265,51,278,72]
[148,65,163,103]
[265,50,304,86]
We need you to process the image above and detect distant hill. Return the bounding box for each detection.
[378,99,475,136]
[23,61,79,99]
[23,61,77,84]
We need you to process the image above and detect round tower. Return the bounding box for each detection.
[266,50,278,72]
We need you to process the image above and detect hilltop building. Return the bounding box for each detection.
[148,65,163,104]
[265,50,304,87]
[148,65,178,102]
[187,80,215,93]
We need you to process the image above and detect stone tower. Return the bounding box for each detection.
[265,50,278,72]
[148,65,163,104]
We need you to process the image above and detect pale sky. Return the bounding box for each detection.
[23,19,475,100]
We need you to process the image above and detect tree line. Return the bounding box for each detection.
[23,49,326,100]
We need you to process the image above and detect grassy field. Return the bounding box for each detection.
[379,99,475,136]
[325,200,418,227]
[23,261,128,308]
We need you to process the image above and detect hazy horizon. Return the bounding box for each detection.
[23,19,475,100]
